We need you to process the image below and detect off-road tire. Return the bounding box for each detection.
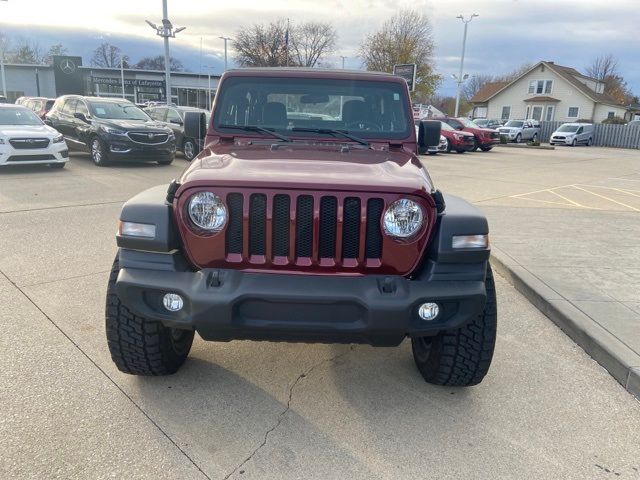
[411,264,497,387]
[105,255,194,375]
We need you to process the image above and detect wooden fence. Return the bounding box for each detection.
[539,121,640,149]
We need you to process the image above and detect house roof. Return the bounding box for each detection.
[470,61,625,108]
[523,96,560,102]
[470,81,509,103]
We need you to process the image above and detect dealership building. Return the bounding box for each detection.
[1,55,221,108]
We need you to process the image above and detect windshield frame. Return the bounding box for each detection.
[0,107,44,126]
[557,124,580,132]
[88,101,151,121]
[212,75,413,141]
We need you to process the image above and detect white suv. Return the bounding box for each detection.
[0,105,69,168]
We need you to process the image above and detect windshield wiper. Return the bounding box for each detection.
[291,127,370,146]
[218,124,291,142]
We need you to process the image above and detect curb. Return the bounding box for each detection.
[495,143,555,150]
[490,247,640,400]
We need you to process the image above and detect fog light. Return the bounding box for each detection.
[418,302,439,321]
[163,293,184,312]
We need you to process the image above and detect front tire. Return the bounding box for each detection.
[480,146,493,152]
[90,136,108,166]
[105,255,194,375]
[571,138,577,147]
[514,133,522,143]
[411,264,497,387]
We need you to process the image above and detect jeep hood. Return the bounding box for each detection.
[178,144,434,195]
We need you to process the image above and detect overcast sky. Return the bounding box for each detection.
[1,0,639,97]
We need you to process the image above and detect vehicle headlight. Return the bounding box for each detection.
[52,134,64,143]
[188,192,227,232]
[103,126,126,135]
[383,198,424,239]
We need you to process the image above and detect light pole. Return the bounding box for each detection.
[454,13,478,117]
[120,52,126,100]
[0,0,7,98]
[146,0,186,105]
[219,36,232,71]
[205,65,215,110]
[340,56,347,69]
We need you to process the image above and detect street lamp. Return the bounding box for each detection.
[146,0,186,105]
[218,36,232,71]
[340,56,347,69]
[454,13,479,117]
[204,65,216,110]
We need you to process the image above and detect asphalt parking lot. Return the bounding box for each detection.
[2,148,640,479]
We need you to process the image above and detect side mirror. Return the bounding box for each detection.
[74,112,89,123]
[418,120,441,149]
[184,111,207,140]
[170,118,184,126]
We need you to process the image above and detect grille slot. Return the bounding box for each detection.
[365,198,384,259]
[127,132,169,144]
[9,138,50,149]
[318,197,337,258]
[342,197,361,259]
[272,194,290,256]
[249,194,267,256]
[295,195,314,258]
[226,193,243,254]
[7,154,56,162]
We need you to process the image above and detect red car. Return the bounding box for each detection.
[439,121,476,153]
[436,117,500,152]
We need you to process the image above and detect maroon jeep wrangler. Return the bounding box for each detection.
[106,68,497,387]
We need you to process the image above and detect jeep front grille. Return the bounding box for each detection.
[225,192,384,265]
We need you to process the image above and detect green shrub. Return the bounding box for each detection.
[500,135,508,144]
[602,116,626,124]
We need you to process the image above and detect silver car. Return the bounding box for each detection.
[498,119,541,143]
[550,123,594,146]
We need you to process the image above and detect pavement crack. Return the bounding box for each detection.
[222,345,356,480]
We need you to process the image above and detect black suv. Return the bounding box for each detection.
[46,96,176,166]
[145,105,209,160]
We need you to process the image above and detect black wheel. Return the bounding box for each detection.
[49,162,65,169]
[571,138,577,147]
[532,133,538,143]
[427,151,437,155]
[587,137,592,146]
[105,254,194,375]
[480,146,493,152]
[444,138,451,153]
[471,138,478,151]
[182,138,198,161]
[90,136,109,166]
[456,149,466,154]
[157,157,174,166]
[514,133,522,143]
[411,264,497,387]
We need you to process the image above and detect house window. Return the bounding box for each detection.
[528,80,553,95]
[501,106,511,120]
[607,111,615,119]
[528,81,536,94]
[536,81,544,94]
[567,107,579,118]
[544,80,553,94]
[545,106,555,121]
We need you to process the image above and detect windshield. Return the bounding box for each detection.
[89,102,150,121]
[214,76,411,139]
[474,119,489,127]
[439,121,455,132]
[0,107,43,125]
[458,117,479,128]
[557,125,580,132]
[504,121,523,128]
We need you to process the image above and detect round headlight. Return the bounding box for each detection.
[188,192,227,232]
[383,198,424,239]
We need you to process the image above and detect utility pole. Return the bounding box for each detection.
[146,0,186,105]
[340,56,347,69]
[120,52,126,99]
[218,36,232,71]
[205,65,215,110]
[454,13,478,117]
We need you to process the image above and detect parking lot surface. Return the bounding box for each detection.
[2,150,640,479]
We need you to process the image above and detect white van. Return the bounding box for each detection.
[550,123,594,146]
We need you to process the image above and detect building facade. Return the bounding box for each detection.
[471,61,629,123]
[1,55,220,108]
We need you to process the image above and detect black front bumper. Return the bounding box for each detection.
[115,251,488,346]
[104,134,176,162]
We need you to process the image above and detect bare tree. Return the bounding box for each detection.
[462,74,494,101]
[44,43,68,64]
[134,55,184,72]
[91,42,129,68]
[290,22,337,67]
[233,19,290,67]
[586,54,619,80]
[6,40,43,64]
[359,9,441,100]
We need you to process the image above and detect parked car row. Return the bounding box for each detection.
[416,117,501,155]
[4,95,210,168]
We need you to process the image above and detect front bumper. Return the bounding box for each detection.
[104,133,176,162]
[550,136,572,145]
[115,251,488,346]
[0,141,69,166]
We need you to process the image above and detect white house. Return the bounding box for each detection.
[470,61,628,123]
